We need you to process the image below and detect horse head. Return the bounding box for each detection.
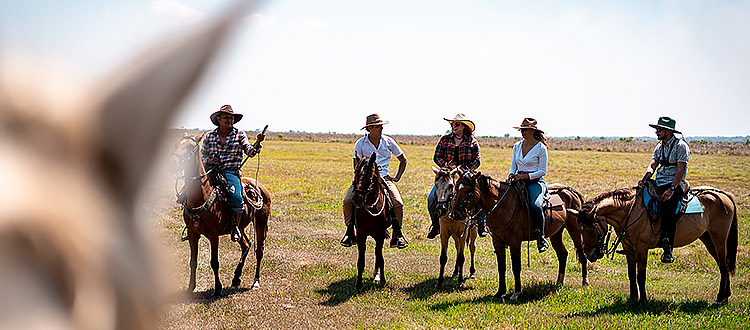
[352,152,378,207]
[450,169,480,220]
[575,202,607,262]
[433,165,458,217]
[167,133,204,177]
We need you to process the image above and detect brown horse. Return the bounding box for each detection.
[168,133,271,297]
[575,184,738,304]
[352,153,392,289]
[450,170,588,300]
[432,166,478,289]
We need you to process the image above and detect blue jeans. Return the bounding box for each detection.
[526,178,546,231]
[224,170,244,213]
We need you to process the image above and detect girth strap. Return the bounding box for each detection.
[183,188,218,226]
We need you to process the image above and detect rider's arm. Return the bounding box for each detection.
[392,153,407,182]
[468,138,481,170]
[640,159,658,183]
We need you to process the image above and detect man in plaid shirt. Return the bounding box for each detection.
[427,114,486,239]
[202,104,264,241]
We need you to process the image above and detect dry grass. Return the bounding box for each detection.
[155,132,750,329]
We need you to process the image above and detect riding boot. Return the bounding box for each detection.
[230,211,242,242]
[390,216,409,249]
[661,238,675,263]
[426,217,440,239]
[477,215,488,238]
[340,220,356,247]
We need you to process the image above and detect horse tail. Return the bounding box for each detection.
[726,194,738,276]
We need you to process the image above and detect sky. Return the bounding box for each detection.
[1,0,749,138]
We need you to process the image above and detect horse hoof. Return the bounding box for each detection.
[251,279,260,289]
[231,278,241,287]
[435,283,443,290]
[457,283,465,289]
[469,273,476,279]
[712,299,728,306]
[510,292,520,301]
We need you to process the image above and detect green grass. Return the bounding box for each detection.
[159,139,750,330]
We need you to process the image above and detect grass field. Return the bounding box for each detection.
[156,137,749,329]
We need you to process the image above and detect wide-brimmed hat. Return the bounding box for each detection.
[648,116,681,134]
[443,113,475,132]
[361,113,389,130]
[513,117,544,134]
[210,104,243,126]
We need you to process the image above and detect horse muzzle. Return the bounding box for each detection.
[449,208,466,221]
[353,192,366,207]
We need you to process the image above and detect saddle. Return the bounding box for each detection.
[642,180,703,223]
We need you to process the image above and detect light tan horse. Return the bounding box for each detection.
[432,166,478,289]
[451,170,589,300]
[575,185,738,304]
[0,2,256,329]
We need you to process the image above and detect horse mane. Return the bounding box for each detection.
[582,187,636,213]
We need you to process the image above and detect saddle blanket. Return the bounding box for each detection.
[643,188,703,215]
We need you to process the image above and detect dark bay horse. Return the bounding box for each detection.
[352,153,392,289]
[432,166,477,289]
[169,133,271,297]
[450,170,588,300]
[575,185,738,304]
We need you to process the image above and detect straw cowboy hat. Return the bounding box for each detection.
[210,104,243,126]
[362,113,389,130]
[513,117,544,134]
[443,113,475,132]
[649,116,682,134]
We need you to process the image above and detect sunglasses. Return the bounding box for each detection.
[452,123,463,128]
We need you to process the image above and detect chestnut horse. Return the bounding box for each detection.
[352,153,393,289]
[450,170,588,300]
[575,185,738,304]
[432,166,477,289]
[168,133,271,297]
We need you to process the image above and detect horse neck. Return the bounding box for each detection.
[599,196,639,233]
[185,148,211,207]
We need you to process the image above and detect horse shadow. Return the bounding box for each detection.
[166,287,250,305]
[317,276,388,307]
[402,277,475,300]
[405,280,560,309]
[563,297,714,318]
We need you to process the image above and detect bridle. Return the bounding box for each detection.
[584,187,648,258]
[353,162,385,217]
[452,172,519,234]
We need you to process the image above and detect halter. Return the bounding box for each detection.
[353,162,386,217]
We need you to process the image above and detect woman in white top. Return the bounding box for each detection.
[508,118,549,253]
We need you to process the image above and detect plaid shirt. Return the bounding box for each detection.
[433,133,481,170]
[201,127,255,172]
[653,136,690,189]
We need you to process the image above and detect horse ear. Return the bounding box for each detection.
[85,1,255,206]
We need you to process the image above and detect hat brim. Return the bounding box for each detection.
[361,120,389,130]
[444,118,475,132]
[649,124,681,134]
[514,126,544,134]
[210,111,243,126]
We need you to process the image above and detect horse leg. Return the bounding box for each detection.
[468,232,476,279]
[549,232,567,286]
[374,238,385,286]
[700,232,731,304]
[188,233,199,292]
[636,251,648,302]
[494,240,507,298]
[356,236,366,290]
[231,229,250,288]
[251,213,268,289]
[436,231,449,289]
[454,235,465,289]
[625,253,638,301]
[509,243,523,301]
[210,236,222,297]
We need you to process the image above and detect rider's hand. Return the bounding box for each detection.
[208,155,220,165]
[637,179,646,188]
[384,175,398,182]
[256,133,265,142]
[661,189,674,202]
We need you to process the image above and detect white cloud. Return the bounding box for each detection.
[151,0,205,21]
[286,19,331,33]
